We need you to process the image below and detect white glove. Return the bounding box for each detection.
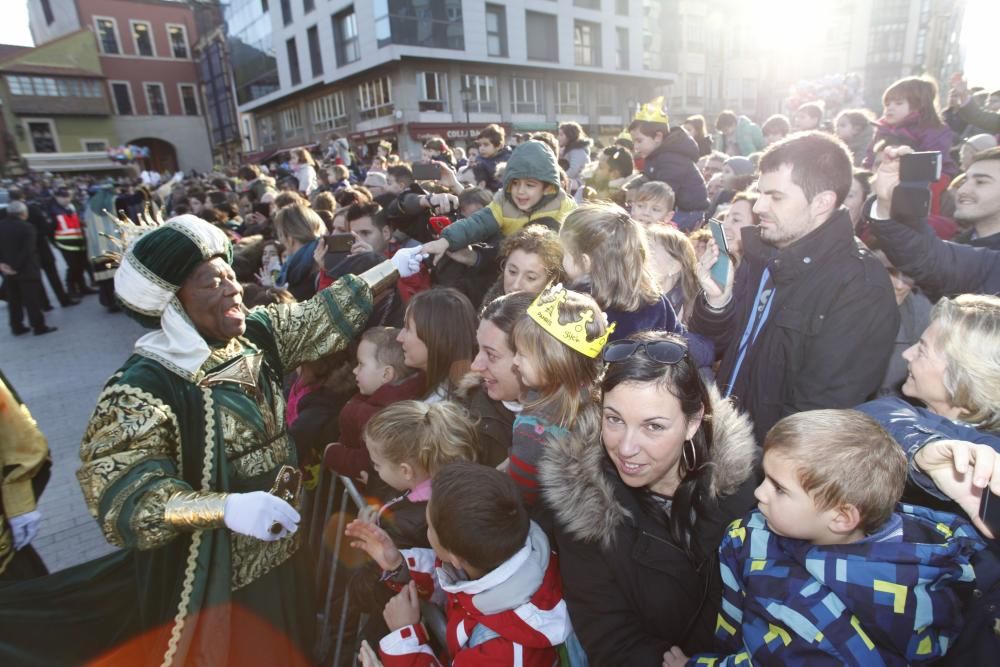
[391,246,427,278]
[223,491,300,541]
[9,510,41,550]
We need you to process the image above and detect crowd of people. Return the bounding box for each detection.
[1,71,1000,667]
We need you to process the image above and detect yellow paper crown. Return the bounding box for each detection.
[633,96,669,125]
[526,284,616,359]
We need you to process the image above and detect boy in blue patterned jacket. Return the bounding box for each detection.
[666,409,985,667]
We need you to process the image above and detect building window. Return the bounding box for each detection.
[485,4,507,57]
[616,0,629,15]
[95,17,120,55]
[374,0,464,50]
[557,81,582,114]
[333,8,360,66]
[461,74,498,114]
[686,15,704,53]
[357,77,393,120]
[166,24,189,59]
[574,21,600,67]
[595,83,615,115]
[110,81,134,114]
[144,82,167,115]
[83,139,108,152]
[307,25,323,77]
[685,74,703,106]
[574,0,600,8]
[525,12,558,62]
[616,28,629,69]
[41,0,54,25]
[281,0,292,25]
[312,91,348,131]
[511,77,541,114]
[179,83,199,115]
[131,20,155,57]
[418,71,447,112]
[26,120,57,153]
[258,116,276,145]
[303,0,314,13]
[286,38,301,85]
[281,106,303,136]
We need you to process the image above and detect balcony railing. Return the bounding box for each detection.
[21,152,122,173]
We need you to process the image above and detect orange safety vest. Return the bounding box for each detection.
[53,207,84,246]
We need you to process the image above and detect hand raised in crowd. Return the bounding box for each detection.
[871,145,915,216]
[350,234,374,256]
[345,518,403,571]
[0,263,16,276]
[663,645,690,667]
[436,163,464,193]
[694,238,735,309]
[914,439,1000,538]
[358,640,384,667]
[383,580,422,632]
[419,238,450,266]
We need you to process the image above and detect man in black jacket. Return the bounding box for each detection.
[9,188,77,309]
[869,145,1000,297]
[690,132,898,444]
[0,202,56,335]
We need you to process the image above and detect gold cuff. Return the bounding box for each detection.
[163,491,230,531]
[358,260,399,296]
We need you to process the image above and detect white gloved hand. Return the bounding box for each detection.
[223,491,300,541]
[9,510,41,550]
[428,192,458,214]
[391,246,427,278]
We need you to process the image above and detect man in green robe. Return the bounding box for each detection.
[72,214,417,665]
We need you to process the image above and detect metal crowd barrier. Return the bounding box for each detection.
[304,470,448,667]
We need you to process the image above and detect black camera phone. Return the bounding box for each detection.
[899,151,942,183]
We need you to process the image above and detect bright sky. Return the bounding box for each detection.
[0,0,997,88]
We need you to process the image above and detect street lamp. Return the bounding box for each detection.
[459,81,473,126]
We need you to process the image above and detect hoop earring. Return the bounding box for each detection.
[681,439,698,472]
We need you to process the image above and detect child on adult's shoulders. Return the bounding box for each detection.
[666,409,984,667]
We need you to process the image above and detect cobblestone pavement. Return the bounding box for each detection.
[1,286,146,572]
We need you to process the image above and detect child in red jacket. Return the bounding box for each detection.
[347,462,574,667]
[324,326,424,481]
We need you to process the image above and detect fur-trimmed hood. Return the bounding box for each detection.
[539,385,757,548]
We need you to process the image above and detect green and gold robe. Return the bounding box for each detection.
[73,275,371,665]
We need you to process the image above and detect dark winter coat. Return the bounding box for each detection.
[642,128,709,213]
[323,371,426,479]
[472,145,513,193]
[690,209,899,445]
[539,388,758,665]
[869,197,1000,297]
[0,216,42,281]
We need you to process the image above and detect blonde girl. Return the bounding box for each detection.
[361,400,480,547]
[560,202,682,341]
[646,226,700,324]
[508,286,609,505]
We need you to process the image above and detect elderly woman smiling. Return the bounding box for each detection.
[857,294,1000,666]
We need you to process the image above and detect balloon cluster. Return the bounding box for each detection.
[785,72,865,116]
[106,144,151,163]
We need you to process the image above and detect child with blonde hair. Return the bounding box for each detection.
[560,202,682,342]
[646,225,701,323]
[631,181,676,228]
[508,285,611,505]
[363,400,481,548]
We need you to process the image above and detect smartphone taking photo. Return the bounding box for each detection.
[707,218,731,289]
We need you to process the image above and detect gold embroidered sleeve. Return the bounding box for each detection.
[0,379,50,519]
[264,273,373,370]
[77,384,192,550]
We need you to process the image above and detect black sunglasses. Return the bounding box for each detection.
[602,340,687,364]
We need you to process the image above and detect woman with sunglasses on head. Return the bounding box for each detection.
[539,331,758,665]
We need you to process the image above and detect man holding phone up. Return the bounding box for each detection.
[690,132,899,444]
